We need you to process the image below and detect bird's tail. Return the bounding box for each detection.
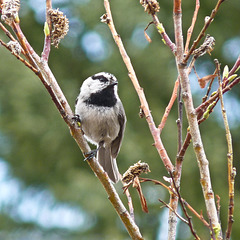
[98,146,120,183]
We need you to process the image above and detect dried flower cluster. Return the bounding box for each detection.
[1,0,20,25]
[122,161,150,184]
[7,40,22,55]
[140,0,160,15]
[48,8,69,48]
[192,34,215,58]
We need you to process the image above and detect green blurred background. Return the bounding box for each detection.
[0,0,240,239]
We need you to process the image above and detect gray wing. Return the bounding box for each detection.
[111,107,126,159]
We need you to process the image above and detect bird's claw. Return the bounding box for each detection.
[84,149,98,161]
[72,114,81,127]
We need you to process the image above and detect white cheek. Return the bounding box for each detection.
[89,82,105,93]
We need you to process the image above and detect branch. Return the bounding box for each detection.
[41,0,52,61]
[30,57,145,239]
[0,22,18,42]
[139,0,176,52]
[0,38,38,73]
[173,0,222,239]
[158,79,179,133]
[229,54,240,76]
[215,60,235,240]
[184,200,210,228]
[159,199,188,224]
[0,3,144,239]
[103,0,174,172]
[140,177,210,228]
[151,14,176,53]
[184,0,200,54]
[183,0,225,64]
[170,172,200,240]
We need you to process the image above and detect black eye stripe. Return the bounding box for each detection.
[92,75,109,83]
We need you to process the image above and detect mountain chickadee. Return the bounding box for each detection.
[75,72,126,183]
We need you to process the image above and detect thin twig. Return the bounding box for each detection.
[11,21,36,60]
[183,0,225,64]
[202,69,218,103]
[140,177,210,228]
[170,172,200,240]
[183,200,210,228]
[139,177,173,193]
[0,22,17,41]
[151,14,176,53]
[174,78,183,200]
[177,74,240,162]
[103,0,174,172]
[124,188,135,221]
[158,79,179,133]
[184,0,200,55]
[0,38,38,74]
[215,59,235,240]
[159,199,188,224]
[138,0,176,52]
[177,82,183,153]
[10,21,69,119]
[229,54,240,76]
[41,0,52,61]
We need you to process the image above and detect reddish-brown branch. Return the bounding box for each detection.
[140,177,210,228]
[184,200,210,228]
[151,14,176,53]
[103,0,174,172]
[0,38,38,73]
[173,0,182,15]
[41,0,52,61]
[158,78,179,133]
[177,75,240,163]
[159,199,189,224]
[184,0,200,55]
[139,177,173,192]
[46,0,52,30]
[0,22,17,41]
[229,54,240,76]
[11,22,35,56]
[183,0,225,64]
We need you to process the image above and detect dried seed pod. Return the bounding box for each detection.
[140,0,160,15]
[192,34,215,58]
[48,8,69,48]
[122,161,150,184]
[1,0,20,25]
[7,40,22,55]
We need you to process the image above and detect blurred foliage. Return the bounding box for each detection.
[0,0,240,239]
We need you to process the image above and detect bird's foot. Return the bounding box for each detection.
[72,114,81,127]
[84,148,99,161]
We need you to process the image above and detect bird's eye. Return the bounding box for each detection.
[92,74,108,83]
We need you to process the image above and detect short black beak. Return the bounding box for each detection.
[109,81,118,86]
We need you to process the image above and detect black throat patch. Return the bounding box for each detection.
[85,85,117,107]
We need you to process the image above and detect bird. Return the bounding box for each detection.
[75,72,126,183]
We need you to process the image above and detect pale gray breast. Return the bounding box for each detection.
[80,104,120,145]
